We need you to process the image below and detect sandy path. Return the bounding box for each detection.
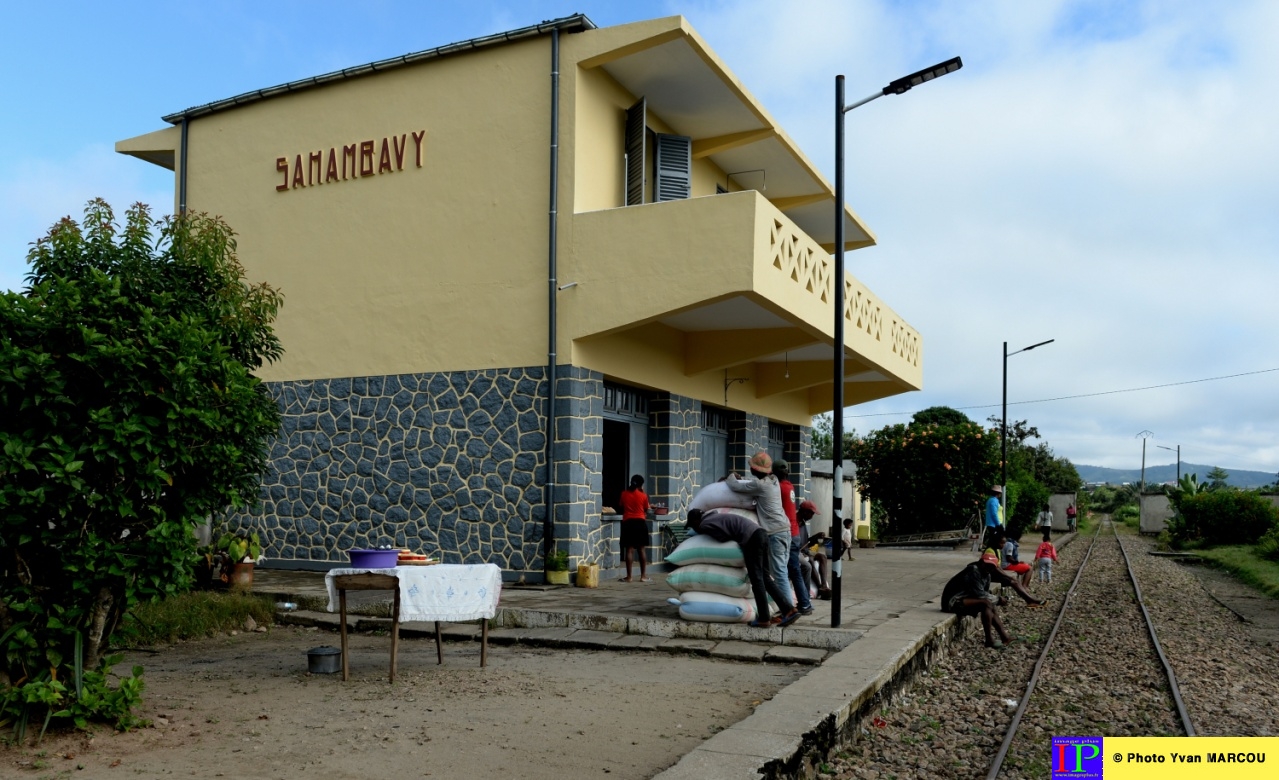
[3,625,806,779]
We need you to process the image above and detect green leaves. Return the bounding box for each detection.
[848,419,998,536]
[1,199,282,735]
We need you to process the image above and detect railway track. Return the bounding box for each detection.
[986,519,1194,778]
[831,517,1279,780]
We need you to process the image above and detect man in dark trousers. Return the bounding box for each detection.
[941,552,1044,648]
[686,508,799,629]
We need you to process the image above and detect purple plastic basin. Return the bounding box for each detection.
[348,549,399,569]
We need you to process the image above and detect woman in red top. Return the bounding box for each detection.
[618,474,651,582]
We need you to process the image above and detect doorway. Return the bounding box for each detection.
[601,384,650,512]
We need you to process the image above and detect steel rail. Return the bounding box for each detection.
[985,519,1195,779]
[1114,526,1197,736]
[985,523,1102,780]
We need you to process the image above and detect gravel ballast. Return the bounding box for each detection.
[825,520,1279,780]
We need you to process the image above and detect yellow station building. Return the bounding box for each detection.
[118,14,921,579]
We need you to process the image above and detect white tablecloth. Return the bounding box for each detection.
[325,563,503,622]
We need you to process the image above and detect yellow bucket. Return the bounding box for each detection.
[576,563,600,588]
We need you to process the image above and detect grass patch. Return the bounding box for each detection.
[1196,546,1279,598]
[123,591,277,645]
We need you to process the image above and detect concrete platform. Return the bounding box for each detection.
[250,543,1029,778]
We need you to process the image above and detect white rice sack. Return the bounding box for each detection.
[675,591,756,623]
[664,534,746,568]
[720,507,759,523]
[665,563,751,597]
[688,481,757,512]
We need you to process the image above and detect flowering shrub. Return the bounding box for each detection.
[848,420,998,537]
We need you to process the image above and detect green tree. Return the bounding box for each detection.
[911,406,971,427]
[848,418,997,536]
[985,417,1081,536]
[0,200,283,734]
[1022,443,1083,493]
[809,413,855,460]
[1206,466,1231,491]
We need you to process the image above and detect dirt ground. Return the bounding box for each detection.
[2,625,806,780]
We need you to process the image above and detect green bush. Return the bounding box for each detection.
[1113,504,1139,528]
[1257,526,1279,562]
[1006,477,1050,539]
[1167,490,1279,547]
[1,201,282,737]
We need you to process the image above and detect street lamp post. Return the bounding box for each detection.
[1000,339,1054,524]
[831,56,962,627]
[1136,431,1154,493]
[1157,444,1180,483]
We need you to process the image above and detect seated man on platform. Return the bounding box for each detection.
[941,552,1044,649]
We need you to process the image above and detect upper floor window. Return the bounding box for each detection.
[625,97,690,205]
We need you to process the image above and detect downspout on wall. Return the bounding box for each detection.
[179,118,189,215]
[543,28,560,578]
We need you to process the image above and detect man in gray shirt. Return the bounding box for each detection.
[686,508,799,629]
[725,451,791,608]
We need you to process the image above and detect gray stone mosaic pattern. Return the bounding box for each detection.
[649,393,701,518]
[225,368,549,571]
[223,364,813,580]
[550,366,603,563]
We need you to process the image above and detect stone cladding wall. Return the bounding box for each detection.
[225,368,550,572]
[223,363,810,579]
[725,412,812,498]
[785,423,813,501]
[549,366,603,565]
[649,393,701,517]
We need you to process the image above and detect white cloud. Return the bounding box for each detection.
[683,0,1279,472]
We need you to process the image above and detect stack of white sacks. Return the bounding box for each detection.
[664,482,765,623]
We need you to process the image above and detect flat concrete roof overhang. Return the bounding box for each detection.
[575,16,874,253]
[566,193,921,422]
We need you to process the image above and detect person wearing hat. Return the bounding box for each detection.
[797,500,832,600]
[941,551,1045,648]
[774,462,814,615]
[686,508,800,629]
[726,451,791,614]
[984,485,1004,533]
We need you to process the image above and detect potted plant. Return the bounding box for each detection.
[545,548,570,585]
[214,529,262,589]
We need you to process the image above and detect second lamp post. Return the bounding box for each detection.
[1000,339,1054,522]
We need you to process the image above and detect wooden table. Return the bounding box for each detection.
[327,564,501,682]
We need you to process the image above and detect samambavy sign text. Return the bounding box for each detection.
[276,130,426,192]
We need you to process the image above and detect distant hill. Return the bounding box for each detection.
[1075,463,1276,489]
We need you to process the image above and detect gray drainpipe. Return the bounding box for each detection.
[179,118,189,215]
[543,28,560,577]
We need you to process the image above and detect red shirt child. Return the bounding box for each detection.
[1035,539,1058,563]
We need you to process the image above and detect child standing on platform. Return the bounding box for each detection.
[1035,531,1058,583]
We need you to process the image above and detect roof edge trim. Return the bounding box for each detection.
[161,13,596,124]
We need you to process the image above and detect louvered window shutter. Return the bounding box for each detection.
[654,133,691,202]
[625,98,646,206]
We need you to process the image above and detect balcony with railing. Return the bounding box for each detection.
[564,190,922,412]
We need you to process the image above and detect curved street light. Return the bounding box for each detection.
[1000,339,1054,523]
[1156,443,1180,484]
[831,56,962,627]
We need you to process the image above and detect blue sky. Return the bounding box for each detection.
[4,1,1277,476]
